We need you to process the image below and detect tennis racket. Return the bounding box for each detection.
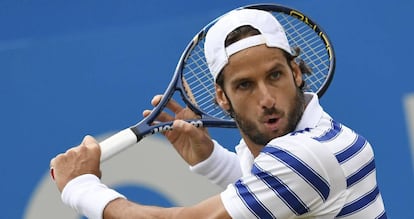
[82,3,336,162]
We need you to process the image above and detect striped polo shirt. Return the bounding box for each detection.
[220,93,387,218]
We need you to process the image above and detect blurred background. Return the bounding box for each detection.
[1,0,413,218]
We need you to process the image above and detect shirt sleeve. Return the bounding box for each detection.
[189,140,242,188]
[220,135,346,218]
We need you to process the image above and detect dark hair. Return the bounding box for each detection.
[216,25,312,90]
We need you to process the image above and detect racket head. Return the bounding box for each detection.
[178,3,335,119]
[244,4,335,97]
[134,3,336,137]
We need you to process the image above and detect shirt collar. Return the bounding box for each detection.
[295,92,324,131]
[235,92,324,172]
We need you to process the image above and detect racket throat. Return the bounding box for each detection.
[130,127,145,141]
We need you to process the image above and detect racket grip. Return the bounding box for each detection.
[99,128,138,162]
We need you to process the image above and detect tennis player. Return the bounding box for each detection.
[50,9,387,218]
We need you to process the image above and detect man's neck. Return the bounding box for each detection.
[242,137,263,158]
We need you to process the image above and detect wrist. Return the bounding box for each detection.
[61,174,126,219]
[190,140,242,187]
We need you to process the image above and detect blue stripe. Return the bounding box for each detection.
[335,134,367,163]
[262,147,330,201]
[337,186,380,217]
[347,158,376,187]
[252,164,309,215]
[313,120,341,142]
[376,210,387,219]
[234,180,274,218]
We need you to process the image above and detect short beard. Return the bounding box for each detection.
[229,88,305,146]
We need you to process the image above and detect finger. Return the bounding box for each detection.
[169,119,209,142]
[50,152,65,168]
[82,135,101,157]
[151,95,185,115]
[156,111,176,122]
[50,157,56,168]
[150,95,163,107]
[149,95,184,120]
[143,109,175,123]
[82,135,98,147]
[142,109,151,118]
[50,167,55,180]
[49,153,65,180]
[50,157,57,180]
[165,98,185,115]
[180,107,201,119]
[172,119,196,132]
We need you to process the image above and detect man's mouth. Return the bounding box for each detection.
[263,116,280,131]
[268,118,278,123]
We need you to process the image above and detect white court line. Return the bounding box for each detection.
[404,93,414,172]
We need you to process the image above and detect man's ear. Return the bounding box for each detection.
[215,84,230,111]
[291,60,303,88]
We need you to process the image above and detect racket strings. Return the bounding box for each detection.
[180,10,332,121]
[274,12,331,92]
[182,40,231,120]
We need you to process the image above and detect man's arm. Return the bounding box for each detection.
[147,95,242,187]
[190,140,242,188]
[51,136,233,219]
[103,195,231,219]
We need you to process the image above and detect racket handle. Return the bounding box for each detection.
[99,128,138,162]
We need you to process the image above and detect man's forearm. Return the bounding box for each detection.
[103,198,180,219]
[103,195,231,219]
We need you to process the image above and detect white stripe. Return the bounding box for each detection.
[253,163,309,216]
[340,141,373,180]
[343,171,377,204]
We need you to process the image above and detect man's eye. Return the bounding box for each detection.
[237,81,251,90]
[269,71,281,80]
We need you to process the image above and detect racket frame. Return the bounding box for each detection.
[101,3,336,161]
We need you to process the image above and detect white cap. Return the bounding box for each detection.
[204,8,292,81]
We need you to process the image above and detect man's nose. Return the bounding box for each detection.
[258,84,276,109]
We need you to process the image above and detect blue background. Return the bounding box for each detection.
[1,1,413,218]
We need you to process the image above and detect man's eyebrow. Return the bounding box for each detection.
[267,62,287,73]
[229,75,250,85]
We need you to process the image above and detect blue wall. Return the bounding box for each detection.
[1,1,413,218]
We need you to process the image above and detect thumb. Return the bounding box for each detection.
[81,135,102,178]
[172,119,196,132]
[172,120,209,143]
[82,135,101,155]
[82,135,98,146]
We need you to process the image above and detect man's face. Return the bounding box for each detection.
[216,45,305,146]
